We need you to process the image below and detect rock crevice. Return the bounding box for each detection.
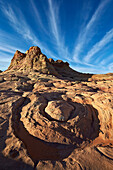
[0,45,113,169]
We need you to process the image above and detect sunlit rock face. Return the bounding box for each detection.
[7,46,92,81]
[0,46,113,169]
[7,46,58,76]
[45,100,74,121]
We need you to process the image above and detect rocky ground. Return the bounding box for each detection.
[0,46,113,169]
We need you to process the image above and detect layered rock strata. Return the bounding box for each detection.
[0,46,113,169]
[7,46,92,81]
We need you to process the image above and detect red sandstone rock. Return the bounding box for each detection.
[7,46,92,81]
[0,46,113,169]
[45,100,74,121]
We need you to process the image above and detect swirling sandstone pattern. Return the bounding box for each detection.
[0,46,113,169]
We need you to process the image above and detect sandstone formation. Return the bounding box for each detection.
[0,46,113,169]
[45,100,74,121]
[7,46,92,81]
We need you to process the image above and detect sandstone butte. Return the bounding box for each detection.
[0,46,113,170]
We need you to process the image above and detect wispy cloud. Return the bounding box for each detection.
[1,3,43,47]
[48,0,59,43]
[84,28,113,62]
[71,65,108,74]
[1,2,58,59]
[73,0,111,62]
[0,44,26,70]
[0,52,12,62]
[100,54,113,65]
[0,61,10,71]
[108,62,113,71]
[0,0,71,62]
[48,0,70,60]
[0,42,25,54]
[0,46,15,54]
[30,0,48,35]
[85,0,110,30]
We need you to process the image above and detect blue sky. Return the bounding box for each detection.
[0,0,113,73]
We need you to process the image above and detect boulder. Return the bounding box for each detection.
[0,45,113,170]
[45,100,74,121]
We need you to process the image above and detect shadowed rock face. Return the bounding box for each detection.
[11,98,75,163]
[11,95,100,168]
[0,46,113,169]
[7,46,93,81]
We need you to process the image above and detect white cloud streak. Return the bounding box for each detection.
[48,0,59,43]
[85,0,110,30]
[0,46,15,54]
[30,0,48,35]
[108,62,113,71]
[0,42,25,54]
[84,28,113,62]
[0,52,12,62]
[1,3,58,60]
[73,0,111,62]
[71,65,108,74]
[0,44,26,70]
[48,0,70,60]
[1,4,44,47]
[100,54,113,65]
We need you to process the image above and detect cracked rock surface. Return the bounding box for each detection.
[0,46,113,169]
[45,100,74,121]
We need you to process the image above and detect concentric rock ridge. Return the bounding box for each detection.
[0,46,113,169]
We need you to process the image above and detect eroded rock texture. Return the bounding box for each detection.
[0,46,113,169]
[7,46,92,81]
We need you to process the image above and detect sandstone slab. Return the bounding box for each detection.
[45,100,74,121]
[0,46,113,170]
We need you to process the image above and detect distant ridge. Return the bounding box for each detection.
[7,46,92,81]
